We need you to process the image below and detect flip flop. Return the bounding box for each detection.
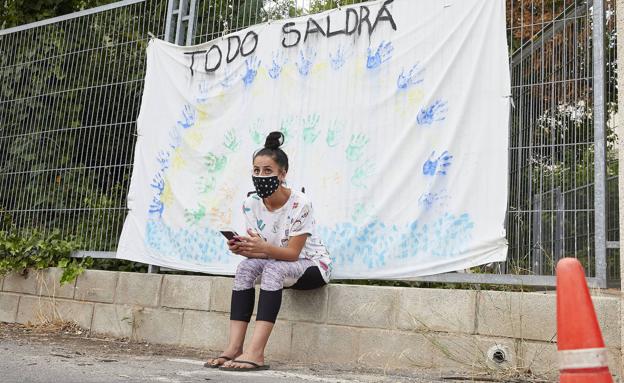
[219,359,270,371]
[203,355,232,368]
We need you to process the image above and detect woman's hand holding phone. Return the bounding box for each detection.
[223,230,267,259]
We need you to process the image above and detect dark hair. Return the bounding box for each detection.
[253,131,289,172]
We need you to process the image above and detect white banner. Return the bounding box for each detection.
[117,0,511,279]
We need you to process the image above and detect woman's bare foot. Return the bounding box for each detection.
[204,347,242,367]
[222,350,265,369]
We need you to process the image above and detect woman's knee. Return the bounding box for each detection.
[260,262,287,291]
[233,258,264,290]
[235,258,263,275]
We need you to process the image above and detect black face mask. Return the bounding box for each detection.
[252,175,280,198]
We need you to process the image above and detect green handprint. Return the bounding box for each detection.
[279,117,295,143]
[326,119,345,147]
[223,129,240,152]
[346,133,369,161]
[184,204,206,225]
[198,176,216,194]
[203,152,227,173]
[352,202,369,222]
[351,160,375,189]
[302,113,321,144]
[249,118,265,145]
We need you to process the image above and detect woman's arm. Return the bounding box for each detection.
[237,229,308,262]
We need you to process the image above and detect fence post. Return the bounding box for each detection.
[592,0,608,288]
[532,195,543,275]
[164,0,197,46]
[555,187,564,262]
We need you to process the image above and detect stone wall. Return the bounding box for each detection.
[0,268,620,378]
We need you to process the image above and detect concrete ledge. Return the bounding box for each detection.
[75,270,119,303]
[15,295,94,329]
[1,268,621,379]
[280,287,328,323]
[161,275,211,311]
[16,295,54,324]
[116,272,162,307]
[91,304,133,338]
[327,284,398,329]
[208,277,233,313]
[477,291,556,341]
[0,293,20,323]
[291,323,359,365]
[3,270,39,295]
[397,288,476,334]
[37,268,75,299]
[180,310,229,349]
[133,307,182,345]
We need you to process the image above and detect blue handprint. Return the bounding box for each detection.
[418,190,449,210]
[330,46,348,70]
[177,104,196,130]
[296,48,317,76]
[221,68,238,88]
[150,173,165,194]
[149,197,164,217]
[169,127,182,148]
[156,151,170,170]
[242,56,261,86]
[423,150,453,176]
[196,80,210,103]
[268,51,287,79]
[397,64,425,90]
[417,100,449,125]
[366,41,393,69]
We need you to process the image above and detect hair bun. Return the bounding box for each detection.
[264,131,284,150]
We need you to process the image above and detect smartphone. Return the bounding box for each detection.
[220,230,241,242]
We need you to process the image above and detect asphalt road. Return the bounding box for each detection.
[0,323,448,383]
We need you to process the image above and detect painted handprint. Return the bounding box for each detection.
[185,205,206,226]
[169,127,182,149]
[203,152,227,173]
[242,56,261,86]
[326,119,345,147]
[220,68,238,88]
[197,176,217,194]
[423,150,453,176]
[279,116,295,143]
[302,113,321,144]
[196,80,210,103]
[397,64,425,90]
[330,45,348,70]
[149,197,164,217]
[296,48,317,76]
[150,173,165,194]
[249,118,265,145]
[417,100,449,126]
[222,129,240,152]
[418,190,449,210]
[351,160,375,189]
[366,41,393,69]
[351,202,370,223]
[156,151,170,170]
[268,51,287,79]
[346,133,369,161]
[177,104,196,130]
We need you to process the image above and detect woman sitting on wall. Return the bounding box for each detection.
[205,131,332,371]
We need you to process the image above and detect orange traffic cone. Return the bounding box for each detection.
[556,258,613,383]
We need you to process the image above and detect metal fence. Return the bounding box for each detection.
[0,0,619,287]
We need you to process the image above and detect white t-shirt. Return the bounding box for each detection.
[242,189,332,283]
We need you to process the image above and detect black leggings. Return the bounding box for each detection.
[230,266,326,323]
